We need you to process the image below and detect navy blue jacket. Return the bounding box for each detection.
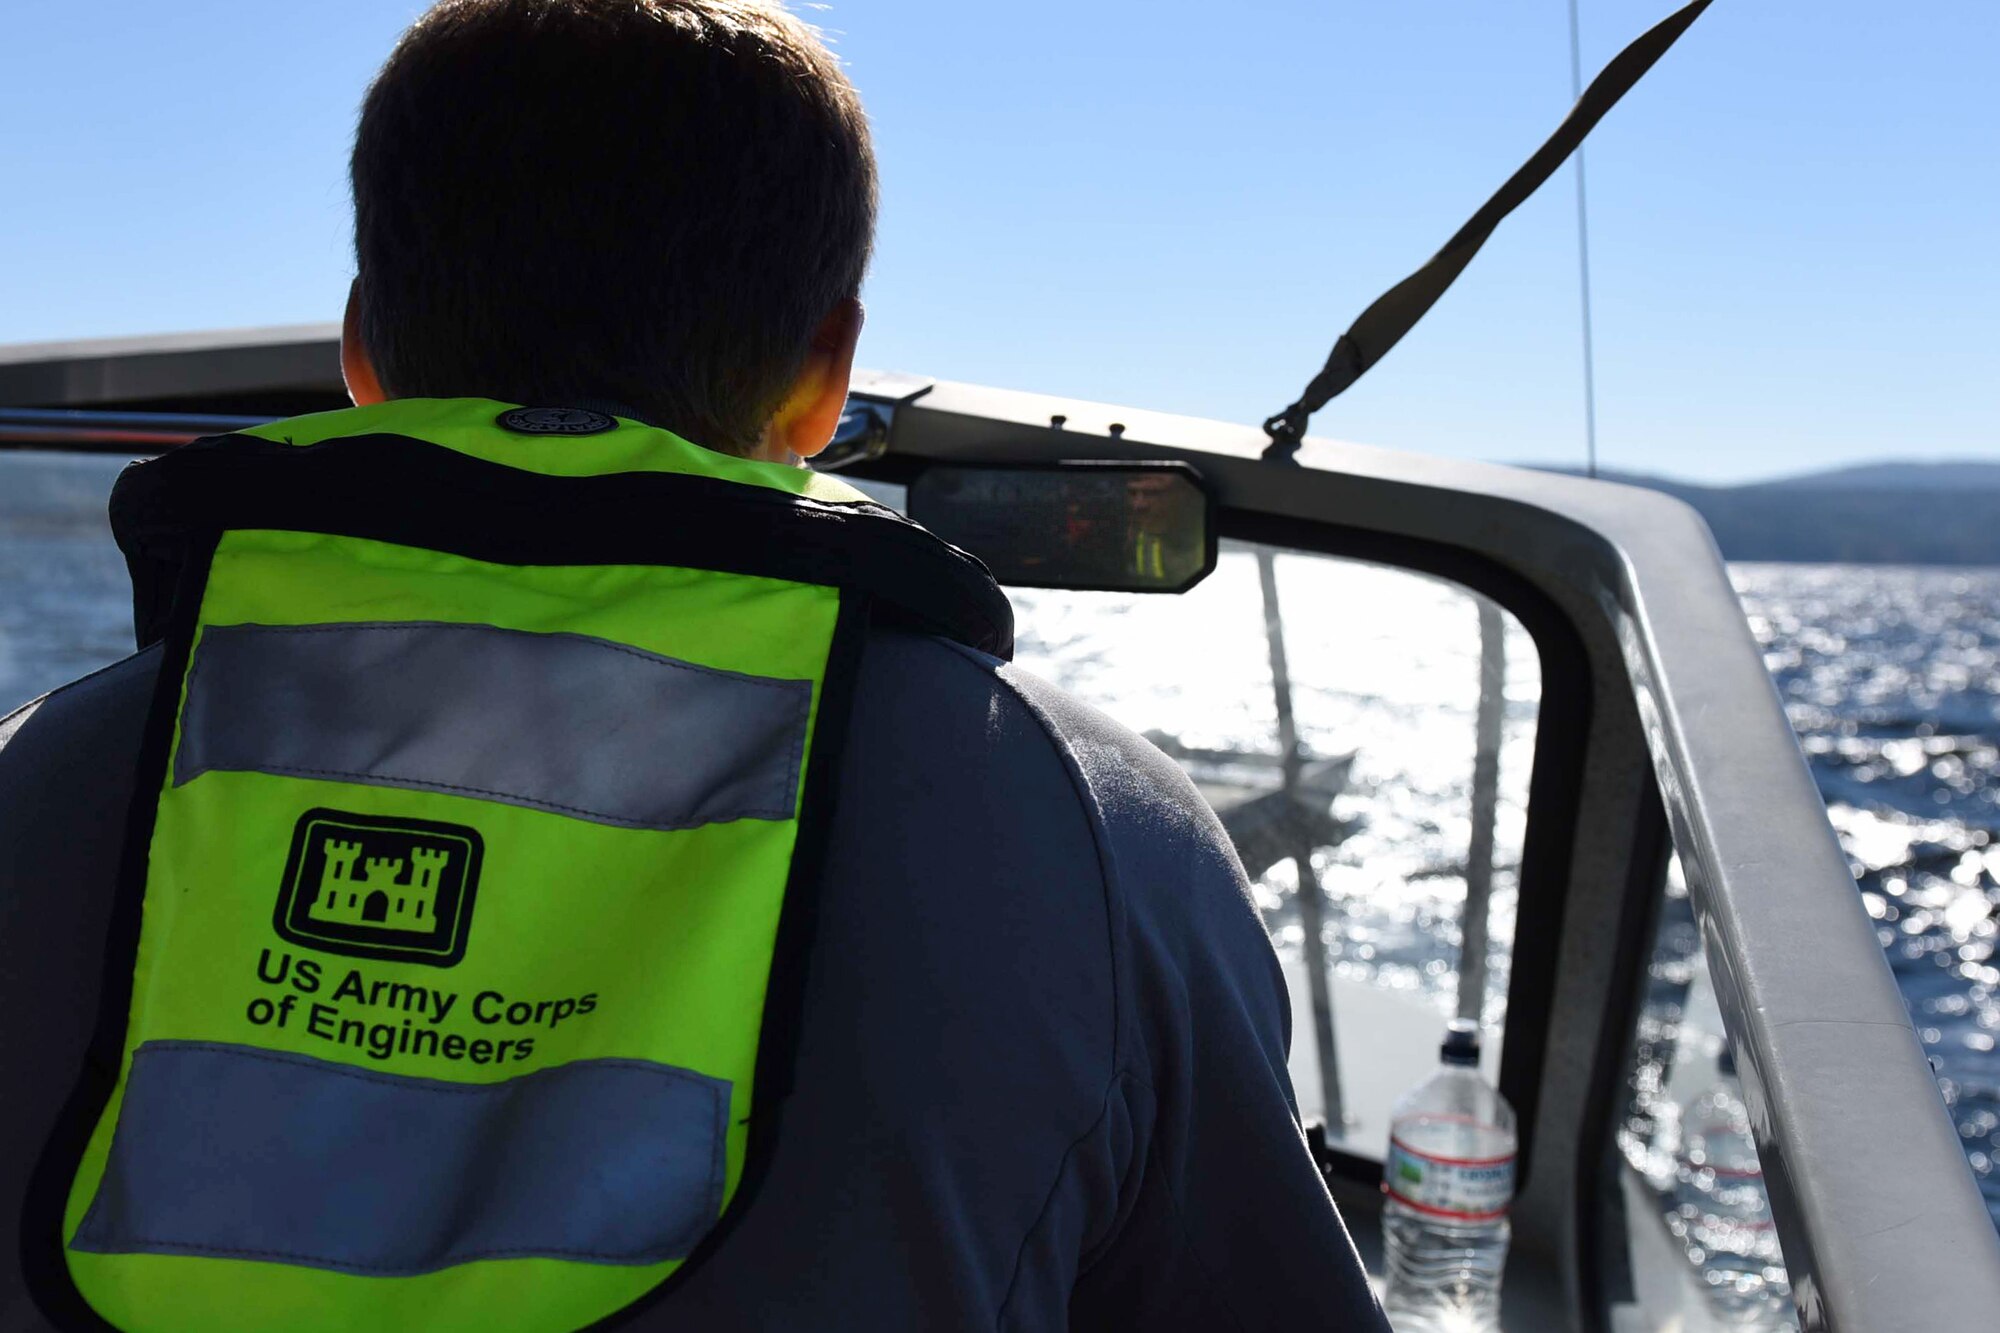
[0,628,1386,1331]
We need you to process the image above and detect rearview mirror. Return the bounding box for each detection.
[908,462,1215,593]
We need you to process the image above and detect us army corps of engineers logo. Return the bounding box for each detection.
[275,809,484,967]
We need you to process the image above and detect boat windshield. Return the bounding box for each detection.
[849,498,1537,1171]
[1011,541,1540,1157]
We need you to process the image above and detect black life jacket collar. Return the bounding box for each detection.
[109,429,1015,659]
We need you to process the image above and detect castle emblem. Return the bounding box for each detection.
[309,839,451,928]
[275,809,485,968]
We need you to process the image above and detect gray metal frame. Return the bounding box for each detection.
[844,371,2000,1332]
[5,333,1997,1329]
[0,324,339,408]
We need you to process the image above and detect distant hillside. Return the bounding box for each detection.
[1533,461,2000,566]
[1754,461,2000,493]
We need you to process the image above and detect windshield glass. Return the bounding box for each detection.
[1005,538,1543,1155]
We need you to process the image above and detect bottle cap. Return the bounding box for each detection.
[1441,1017,1482,1067]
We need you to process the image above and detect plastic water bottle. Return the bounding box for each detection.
[1381,1018,1516,1333]
[1673,1046,1793,1327]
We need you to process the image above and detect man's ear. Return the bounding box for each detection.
[765,298,864,462]
[341,279,388,407]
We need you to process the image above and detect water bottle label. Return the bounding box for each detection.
[1385,1136,1515,1221]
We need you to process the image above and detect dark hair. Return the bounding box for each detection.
[351,0,876,453]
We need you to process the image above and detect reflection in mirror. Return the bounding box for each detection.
[908,463,1214,594]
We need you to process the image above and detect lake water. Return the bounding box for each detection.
[4,451,1997,1298]
[1733,562,2000,1224]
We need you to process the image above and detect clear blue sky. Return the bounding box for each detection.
[2,1,1994,482]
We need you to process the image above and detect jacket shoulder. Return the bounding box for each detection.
[0,648,159,816]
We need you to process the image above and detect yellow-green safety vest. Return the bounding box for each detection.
[25,399,1011,1333]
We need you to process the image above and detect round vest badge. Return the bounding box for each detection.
[495,406,617,436]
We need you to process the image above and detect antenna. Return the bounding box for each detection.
[1569,0,1602,480]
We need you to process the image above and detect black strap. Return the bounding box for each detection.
[107,432,1016,659]
[1262,0,1714,459]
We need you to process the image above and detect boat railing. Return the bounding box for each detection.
[843,371,2000,1332]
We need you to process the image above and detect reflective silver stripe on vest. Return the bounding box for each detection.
[174,621,812,830]
[71,1040,729,1272]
